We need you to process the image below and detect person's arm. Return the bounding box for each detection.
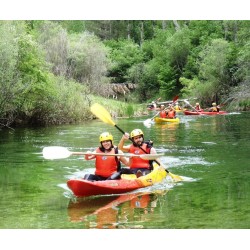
[150,147,163,167]
[117,149,130,167]
[118,132,130,152]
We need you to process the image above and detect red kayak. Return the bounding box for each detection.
[67,178,142,197]
[67,165,167,197]
[184,110,227,115]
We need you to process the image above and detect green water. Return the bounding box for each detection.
[0,111,249,229]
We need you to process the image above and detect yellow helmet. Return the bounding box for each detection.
[212,102,216,106]
[130,129,144,138]
[196,103,199,106]
[99,132,113,143]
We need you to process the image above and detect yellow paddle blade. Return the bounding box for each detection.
[168,172,183,182]
[90,103,116,126]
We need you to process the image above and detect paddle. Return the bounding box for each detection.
[183,99,200,113]
[143,111,161,125]
[144,95,179,125]
[42,146,163,160]
[90,103,183,182]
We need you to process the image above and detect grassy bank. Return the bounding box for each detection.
[90,96,148,119]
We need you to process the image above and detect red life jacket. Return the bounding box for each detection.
[95,147,118,177]
[167,110,175,118]
[195,105,201,110]
[160,110,167,118]
[128,143,151,169]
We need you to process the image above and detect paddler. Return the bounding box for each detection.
[84,132,129,181]
[118,128,162,177]
[209,102,220,112]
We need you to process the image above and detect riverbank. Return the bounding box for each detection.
[1,94,249,131]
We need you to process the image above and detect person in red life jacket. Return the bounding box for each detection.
[209,102,220,112]
[166,106,176,118]
[159,104,167,118]
[84,132,129,181]
[118,129,162,177]
[195,102,202,111]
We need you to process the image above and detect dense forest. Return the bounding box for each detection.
[0,20,249,129]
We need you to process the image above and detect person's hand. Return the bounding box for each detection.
[85,150,95,160]
[123,132,130,140]
[86,150,93,156]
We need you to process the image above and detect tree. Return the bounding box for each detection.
[36,21,69,77]
[197,39,231,103]
[105,39,144,83]
[68,32,110,96]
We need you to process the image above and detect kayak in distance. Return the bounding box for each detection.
[154,117,180,123]
[67,164,167,198]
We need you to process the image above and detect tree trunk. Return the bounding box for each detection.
[140,21,144,46]
[127,21,131,40]
[162,20,167,29]
[233,20,238,43]
[173,20,180,31]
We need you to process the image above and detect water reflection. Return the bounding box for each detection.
[67,190,168,229]
[155,122,179,144]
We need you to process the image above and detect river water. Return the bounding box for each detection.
[0,111,249,231]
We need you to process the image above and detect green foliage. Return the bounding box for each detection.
[0,21,20,116]
[137,28,192,100]
[239,100,250,109]
[198,39,231,102]
[105,39,144,83]
[133,59,160,101]
[1,20,250,128]
[90,95,146,118]
[0,21,34,126]
[180,77,201,97]
[125,104,134,117]
[68,32,110,93]
[235,41,250,83]
[39,76,91,125]
[187,20,224,46]
[36,21,68,76]
[57,20,86,34]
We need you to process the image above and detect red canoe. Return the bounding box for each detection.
[184,110,227,115]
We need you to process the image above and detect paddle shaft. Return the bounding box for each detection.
[72,151,161,159]
[149,111,160,121]
[71,151,130,157]
[184,100,199,113]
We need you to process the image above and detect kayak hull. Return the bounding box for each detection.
[67,165,166,197]
[184,110,227,115]
[154,117,180,123]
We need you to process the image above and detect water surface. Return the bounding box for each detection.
[0,111,249,229]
